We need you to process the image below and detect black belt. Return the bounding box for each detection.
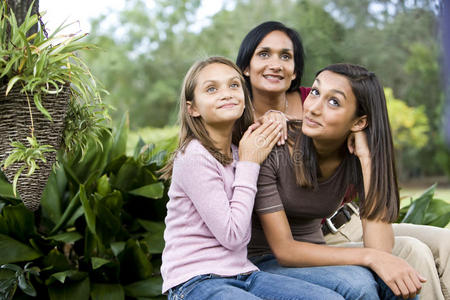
[322,202,359,236]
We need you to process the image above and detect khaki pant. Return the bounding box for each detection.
[324,215,450,300]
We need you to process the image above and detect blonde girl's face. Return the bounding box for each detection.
[188,63,245,127]
[302,70,365,143]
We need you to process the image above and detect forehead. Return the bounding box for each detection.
[257,30,294,50]
[315,70,354,98]
[197,63,240,83]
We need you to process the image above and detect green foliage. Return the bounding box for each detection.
[0,2,110,194]
[398,184,450,227]
[0,114,170,299]
[385,88,429,151]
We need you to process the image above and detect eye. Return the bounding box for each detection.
[310,88,319,96]
[258,51,269,58]
[230,82,240,88]
[206,86,217,93]
[281,53,291,60]
[328,98,340,107]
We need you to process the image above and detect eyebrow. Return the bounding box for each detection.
[256,46,293,53]
[314,78,347,100]
[201,76,240,87]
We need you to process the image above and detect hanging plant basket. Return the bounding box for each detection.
[0,84,70,211]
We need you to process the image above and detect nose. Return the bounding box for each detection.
[306,97,322,116]
[219,87,232,100]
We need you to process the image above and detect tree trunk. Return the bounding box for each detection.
[6,0,39,35]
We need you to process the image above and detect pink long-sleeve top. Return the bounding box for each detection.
[161,139,260,293]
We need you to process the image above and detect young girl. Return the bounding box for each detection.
[160,56,344,300]
[236,21,449,300]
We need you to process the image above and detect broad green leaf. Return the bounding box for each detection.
[47,270,87,285]
[124,276,163,298]
[42,248,72,273]
[48,277,90,300]
[0,177,15,199]
[96,175,111,197]
[0,204,35,243]
[49,191,81,235]
[137,220,165,233]
[0,234,41,265]
[91,283,125,300]
[111,242,126,257]
[41,167,67,225]
[120,240,153,283]
[129,183,164,199]
[80,185,96,234]
[91,257,110,270]
[47,232,83,244]
[401,184,435,224]
[141,232,165,254]
[18,273,36,296]
[110,113,129,160]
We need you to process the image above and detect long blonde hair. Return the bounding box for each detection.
[160,56,254,180]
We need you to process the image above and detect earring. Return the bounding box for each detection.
[244,71,249,76]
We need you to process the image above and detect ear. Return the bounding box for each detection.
[291,72,296,81]
[243,67,250,77]
[187,101,200,117]
[351,115,368,132]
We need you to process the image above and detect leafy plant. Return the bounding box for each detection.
[398,184,450,227]
[0,1,109,196]
[0,114,169,299]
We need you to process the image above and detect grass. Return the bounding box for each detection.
[400,187,450,204]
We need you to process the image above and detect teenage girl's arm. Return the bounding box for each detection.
[347,131,395,252]
[257,139,423,298]
[178,121,281,250]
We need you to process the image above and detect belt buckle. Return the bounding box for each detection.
[345,202,359,216]
[325,217,339,233]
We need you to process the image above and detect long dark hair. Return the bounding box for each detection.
[292,63,399,222]
[236,21,305,98]
[160,56,254,180]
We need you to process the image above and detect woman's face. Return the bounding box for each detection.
[245,30,296,96]
[302,70,363,142]
[188,63,245,127]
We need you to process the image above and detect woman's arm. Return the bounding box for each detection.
[260,210,424,298]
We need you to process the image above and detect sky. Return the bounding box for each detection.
[39,0,225,35]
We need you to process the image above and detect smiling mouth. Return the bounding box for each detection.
[218,103,238,109]
[304,116,321,126]
[263,74,284,81]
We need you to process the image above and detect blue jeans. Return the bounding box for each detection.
[251,254,419,300]
[168,271,344,300]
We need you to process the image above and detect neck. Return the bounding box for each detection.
[313,138,346,163]
[252,89,287,119]
[204,123,234,157]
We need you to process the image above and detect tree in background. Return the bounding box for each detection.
[85,0,447,180]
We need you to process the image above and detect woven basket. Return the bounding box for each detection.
[0,84,69,211]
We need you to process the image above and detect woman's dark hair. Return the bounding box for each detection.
[236,21,305,97]
[292,63,399,222]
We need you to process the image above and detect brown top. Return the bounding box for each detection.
[248,143,363,257]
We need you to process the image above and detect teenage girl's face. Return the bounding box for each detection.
[189,63,245,127]
[302,70,363,143]
[244,30,296,96]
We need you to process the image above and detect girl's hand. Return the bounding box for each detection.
[239,120,282,164]
[368,250,426,299]
[256,110,288,146]
[347,131,370,160]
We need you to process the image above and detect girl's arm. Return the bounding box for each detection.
[259,204,423,299]
[348,131,394,252]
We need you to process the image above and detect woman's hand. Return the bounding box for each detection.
[239,120,282,164]
[347,131,370,160]
[256,110,288,146]
[367,249,426,299]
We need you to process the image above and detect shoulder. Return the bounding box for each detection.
[174,139,218,170]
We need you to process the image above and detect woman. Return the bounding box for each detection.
[236,21,449,300]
